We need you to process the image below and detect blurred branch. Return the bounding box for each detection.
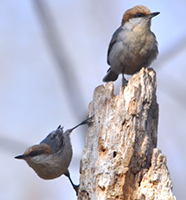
[153,35,186,68]
[0,135,28,154]
[158,74,186,107]
[31,0,86,119]
[151,34,186,106]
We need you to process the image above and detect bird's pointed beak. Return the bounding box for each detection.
[148,12,160,18]
[15,154,25,159]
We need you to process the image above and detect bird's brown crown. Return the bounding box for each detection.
[24,143,53,157]
[122,5,151,25]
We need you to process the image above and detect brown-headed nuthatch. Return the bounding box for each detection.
[15,116,93,195]
[103,5,160,87]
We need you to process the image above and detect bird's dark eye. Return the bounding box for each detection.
[30,151,38,157]
[136,13,145,18]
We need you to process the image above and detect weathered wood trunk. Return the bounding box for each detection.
[78,68,176,200]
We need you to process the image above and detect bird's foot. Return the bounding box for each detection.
[122,76,128,88]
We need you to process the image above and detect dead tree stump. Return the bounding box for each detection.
[78,68,176,200]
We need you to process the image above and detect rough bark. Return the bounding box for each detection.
[78,68,176,200]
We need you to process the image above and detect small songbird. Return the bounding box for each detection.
[15,116,93,195]
[103,5,160,87]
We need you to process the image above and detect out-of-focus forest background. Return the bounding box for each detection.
[0,0,186,199]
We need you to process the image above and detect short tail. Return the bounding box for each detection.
[102,68,118,82]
